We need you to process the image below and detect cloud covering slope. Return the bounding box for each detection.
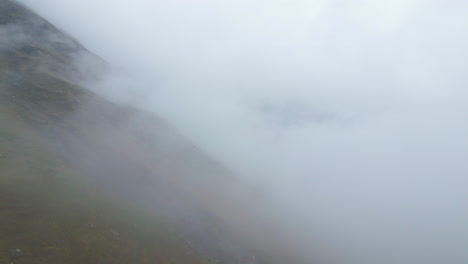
[19,0,468,263]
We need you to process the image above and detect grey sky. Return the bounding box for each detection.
[20,0,468,263]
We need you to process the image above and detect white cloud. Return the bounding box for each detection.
[19,0,468,262]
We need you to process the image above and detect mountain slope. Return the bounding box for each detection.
[0,1,268,263]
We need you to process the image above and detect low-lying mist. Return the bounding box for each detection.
[19,0,468,263]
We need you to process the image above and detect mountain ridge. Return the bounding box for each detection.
[0,0,279,263]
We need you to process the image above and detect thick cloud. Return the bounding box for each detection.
[20,0,468,263]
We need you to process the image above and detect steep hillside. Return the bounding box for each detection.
[0,0,267,263]
[0,107,213,264]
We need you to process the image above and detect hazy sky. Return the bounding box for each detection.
[20,0,468,263]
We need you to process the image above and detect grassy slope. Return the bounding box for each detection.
[0,1,299,263]
[0,100,215,264]
[0,1,219,263]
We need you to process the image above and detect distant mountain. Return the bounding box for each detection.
[0,0,276,263]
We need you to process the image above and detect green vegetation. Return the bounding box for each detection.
[0,1,273,263]
[0,1,217,263]
[0,103,215,264]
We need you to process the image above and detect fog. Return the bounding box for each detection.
[19,0,468,263]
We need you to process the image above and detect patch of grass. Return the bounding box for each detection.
[0,90,248,261]
[0,104,214,264]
